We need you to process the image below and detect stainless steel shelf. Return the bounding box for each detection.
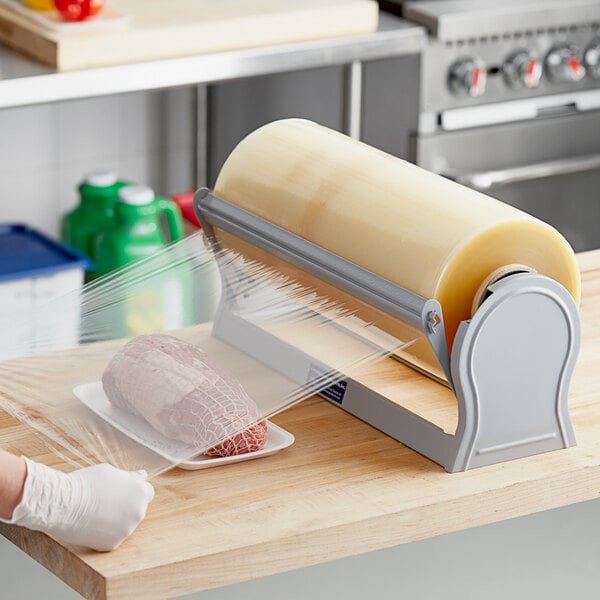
[0,13,425,108]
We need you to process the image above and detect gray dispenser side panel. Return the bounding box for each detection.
[448,274,580,472]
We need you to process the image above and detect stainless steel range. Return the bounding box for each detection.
[383,0,600,251]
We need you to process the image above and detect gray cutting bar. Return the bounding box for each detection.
[195,188,437,334]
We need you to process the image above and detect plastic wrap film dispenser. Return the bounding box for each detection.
[194,120,581,473]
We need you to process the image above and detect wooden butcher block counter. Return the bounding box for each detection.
[0,250,599,600]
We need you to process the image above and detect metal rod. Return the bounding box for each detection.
[343,60,363,140]
[455,152,600,190]
[195,188,431,331]
[195,85,208,187]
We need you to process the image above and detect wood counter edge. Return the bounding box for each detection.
[0,521,106,599]
[3,460,599,600]
[97,464,600,599]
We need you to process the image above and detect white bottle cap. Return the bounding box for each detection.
[85,171,118,188]
[118,184,155,206]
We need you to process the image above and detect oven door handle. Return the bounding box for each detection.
[453,153,600,191]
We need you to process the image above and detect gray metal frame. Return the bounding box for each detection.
[402,0,600,42]
[194,189,580,472]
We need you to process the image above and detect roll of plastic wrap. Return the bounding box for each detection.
[214,119,580,377]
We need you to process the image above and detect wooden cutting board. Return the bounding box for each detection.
[0,0,379,71]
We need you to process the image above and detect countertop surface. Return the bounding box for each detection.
[0,250,598,600]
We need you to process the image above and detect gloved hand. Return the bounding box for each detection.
[1,458,154,551]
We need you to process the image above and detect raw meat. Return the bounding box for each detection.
[102,334,267,457]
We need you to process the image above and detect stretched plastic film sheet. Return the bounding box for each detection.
[0,119,582,478]
[0,232,415,477]
[214,119,581,377]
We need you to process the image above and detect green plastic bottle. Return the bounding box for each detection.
[94,184,184,276]
[93,185,188,337]
[61,171,127,269]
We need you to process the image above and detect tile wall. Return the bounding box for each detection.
[0,87,197,238]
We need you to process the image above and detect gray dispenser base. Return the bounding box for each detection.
[196,188,581,472]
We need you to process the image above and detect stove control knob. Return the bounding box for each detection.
[545,44,586,83]
[584,40,600,79]
[503,51,543,89]
[448,58,487,97]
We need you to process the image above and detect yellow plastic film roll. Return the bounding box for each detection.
[214,119,580,372]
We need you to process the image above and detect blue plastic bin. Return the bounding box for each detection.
[0,224,91,357]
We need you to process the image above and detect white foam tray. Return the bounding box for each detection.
[73,381,295,470]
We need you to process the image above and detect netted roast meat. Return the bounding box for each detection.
[102,334,267,457]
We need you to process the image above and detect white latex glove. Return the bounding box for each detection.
[2,458,154,551]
